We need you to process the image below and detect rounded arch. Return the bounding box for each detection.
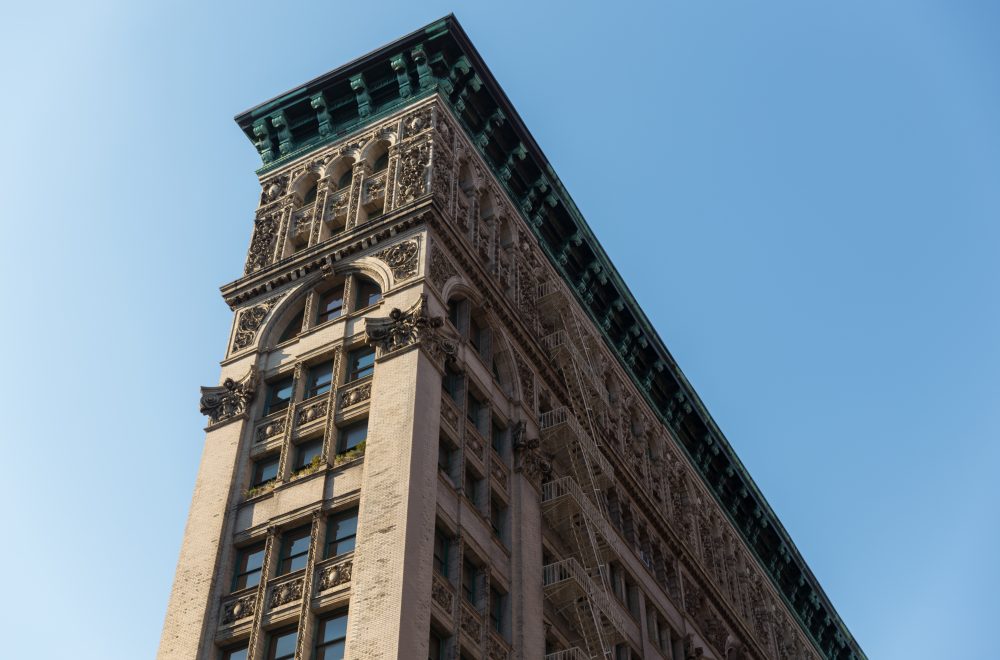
[257,279,319,350]
[360,136,394,170]
[323,155,355,188]
[333,256,390,292]
[290,172,320,206]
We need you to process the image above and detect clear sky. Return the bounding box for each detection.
[1,1,997,658]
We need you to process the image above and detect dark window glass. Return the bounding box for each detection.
[317,286,344,324]
[264,377,294,415]
[442,365,463,403]
[354,279,381,309]
[278,311,304,344]
[433,528,450,578]
[428,631,443,660]
[462,558,479,605]
[438,436,454,476]
[222,646,249,660]
[252,455,280,487]
[466,393,485,433]
[490,587,505,633]
[305,363,333,398]
[336,170,352,190]
[372,152,388,172]
[303,183,317,205]
[490,497,505,539]
[232,542,265,591]
[325,508,358,558]
[347,347,375,382]
[278,526,311,575]
[315,611,349,660]
[267,628,298,660]
[464,470,481,507]
[337,419,368,454]
[491,422,505,455]
[294,439,323,471]
[447,299,461,329]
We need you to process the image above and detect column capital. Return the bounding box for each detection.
[365,294,457,367]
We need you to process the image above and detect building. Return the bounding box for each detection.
[157,15,866,660]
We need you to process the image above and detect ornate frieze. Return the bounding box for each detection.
[268,577,303,609]
[231,294,284,352]
[318,557,353,591]
[339,381,371,408]
[256,417,285,443]
[200,367,256,425]
[295,399,328,427]
[245,213,280,275]
[365,294,456,363]
[460,601,483,644]
[427,240,458,293]
[431,573,454,614]
[396,139,431,204]
[221,592,256,625]
[373,239,419,280]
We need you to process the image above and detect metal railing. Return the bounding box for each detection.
[538,407,613,478]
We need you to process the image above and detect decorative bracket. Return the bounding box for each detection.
[364,294,456,364]
[200,367,257,426]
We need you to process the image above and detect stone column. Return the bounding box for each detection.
[343,294,453,659]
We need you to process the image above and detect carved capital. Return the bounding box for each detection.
[364,294,456,364]
[200,367,257,425]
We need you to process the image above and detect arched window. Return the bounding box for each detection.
[336,170,352,190]
[316,283,345,324]
[372,151,389,173]
[354,277,381,309]
[302,181,317,205]
[278,308,304,344]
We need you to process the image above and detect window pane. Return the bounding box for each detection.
[265,377,294,414]
[223,647,248,660]
[319,612,349,643]
[338,420,368,453]
[294,440,323,470]
[306,364,333,398]
[347,347,375,381]
[278,311,304,344]
[326,509,358,558]
[336,171,352,190]
[355,279,381,309]
[316,641,345,660]
[279,527,311,574]
[317,287,344,324]
[269,629,297,660]
[253,456,279,486]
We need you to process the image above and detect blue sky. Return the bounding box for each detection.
[1,1,997,658]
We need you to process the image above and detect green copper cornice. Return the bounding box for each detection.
[235,15,866,660]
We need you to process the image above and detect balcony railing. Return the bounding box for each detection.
[544,649,587,660]
[541,476,627,561]
[543,558,625,639]
[538,407,613,480]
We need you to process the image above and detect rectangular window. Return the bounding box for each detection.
[305,363,333,399]
[278,526,311,575]
[442,365,463,403]
[354,279,382,309]
[428,630,445,660]
[433,528,450,578]
[466,392,484,432]
[264,376,294,415]
[337,419,368,454]
[325,508,358,558]
[252,455,280,487]
[462,558,479,605]
[490,496,506,541]
[346,347,375,382]
[315,610,348,660]
[489,586,506,635]
[464,469,482,508]
[266,628,298,660]
[221,646,248,660]
[317,286,345,324]
[293,439,323,471]
[438,434,455,478]
[232,542,265,591]
[491,421,505,455]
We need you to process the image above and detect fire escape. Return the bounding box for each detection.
[537,281,629,660]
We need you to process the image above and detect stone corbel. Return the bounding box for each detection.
[511,420,551,490]
[200,367,257,427]
[364,294,456,366]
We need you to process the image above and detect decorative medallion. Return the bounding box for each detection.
[373,239,419,280]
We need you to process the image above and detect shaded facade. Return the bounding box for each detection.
[158,16,865,660]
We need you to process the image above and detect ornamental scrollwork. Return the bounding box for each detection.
[373,239,419,280]
[245,213,280,274]
[221,593,256,624]
[396,139,431,203]
[365,294,456,363]
[200,367,257,425]
[268,577,303,609]
[318,558,353,591]
[232,294,284,352]
[428,242,458,292]
[511,421,551,488]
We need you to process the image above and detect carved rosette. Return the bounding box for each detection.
[221,593,256,624]
[200,367,257,425]
[268,577,304,609]
[318,558,353,591]
[373,239,419,280]
[232,294,284,352]
[365,294,456,364]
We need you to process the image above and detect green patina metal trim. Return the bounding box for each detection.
[233,15,866,660]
